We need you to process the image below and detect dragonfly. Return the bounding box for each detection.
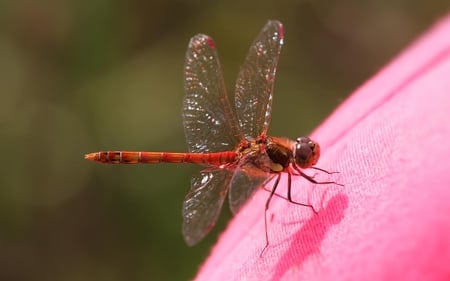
[85,20,341,251]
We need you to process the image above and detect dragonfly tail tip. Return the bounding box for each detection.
[84,153,96,161]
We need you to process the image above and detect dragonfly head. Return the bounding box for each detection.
[293,137,320,168]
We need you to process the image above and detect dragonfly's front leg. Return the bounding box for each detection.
[291,165,344,186]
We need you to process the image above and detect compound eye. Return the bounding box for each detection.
[294,137,320,168]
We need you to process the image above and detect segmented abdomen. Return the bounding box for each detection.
[85,151,237,166]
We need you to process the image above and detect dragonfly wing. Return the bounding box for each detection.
[235,20,284,139]
[228,152,273,214]
[182,168,233,246]
[183,34,242,153]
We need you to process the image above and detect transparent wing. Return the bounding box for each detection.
[183,34,242,153]
[235,20,284,139]
[228,151,273,214]
[182,168,234,246]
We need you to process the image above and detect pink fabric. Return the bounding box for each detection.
[194,15,450,281]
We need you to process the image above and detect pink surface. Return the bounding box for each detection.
[194,15,450,281]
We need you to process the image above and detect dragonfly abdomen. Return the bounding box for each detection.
[85,151,237,166]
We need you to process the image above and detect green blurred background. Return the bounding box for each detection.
[1,0,448,280]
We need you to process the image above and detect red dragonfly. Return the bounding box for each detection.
[85,20,340,249]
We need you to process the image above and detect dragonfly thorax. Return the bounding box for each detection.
[265,137,294,172]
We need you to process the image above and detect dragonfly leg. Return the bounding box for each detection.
[261,174,317,212]
[260,166,342,256]
[287,172,318,213]
[311,166,340,175]
[291,171,320,179]
[262,186,288,200]
[260,173,282,257]
[293,165,344,187]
